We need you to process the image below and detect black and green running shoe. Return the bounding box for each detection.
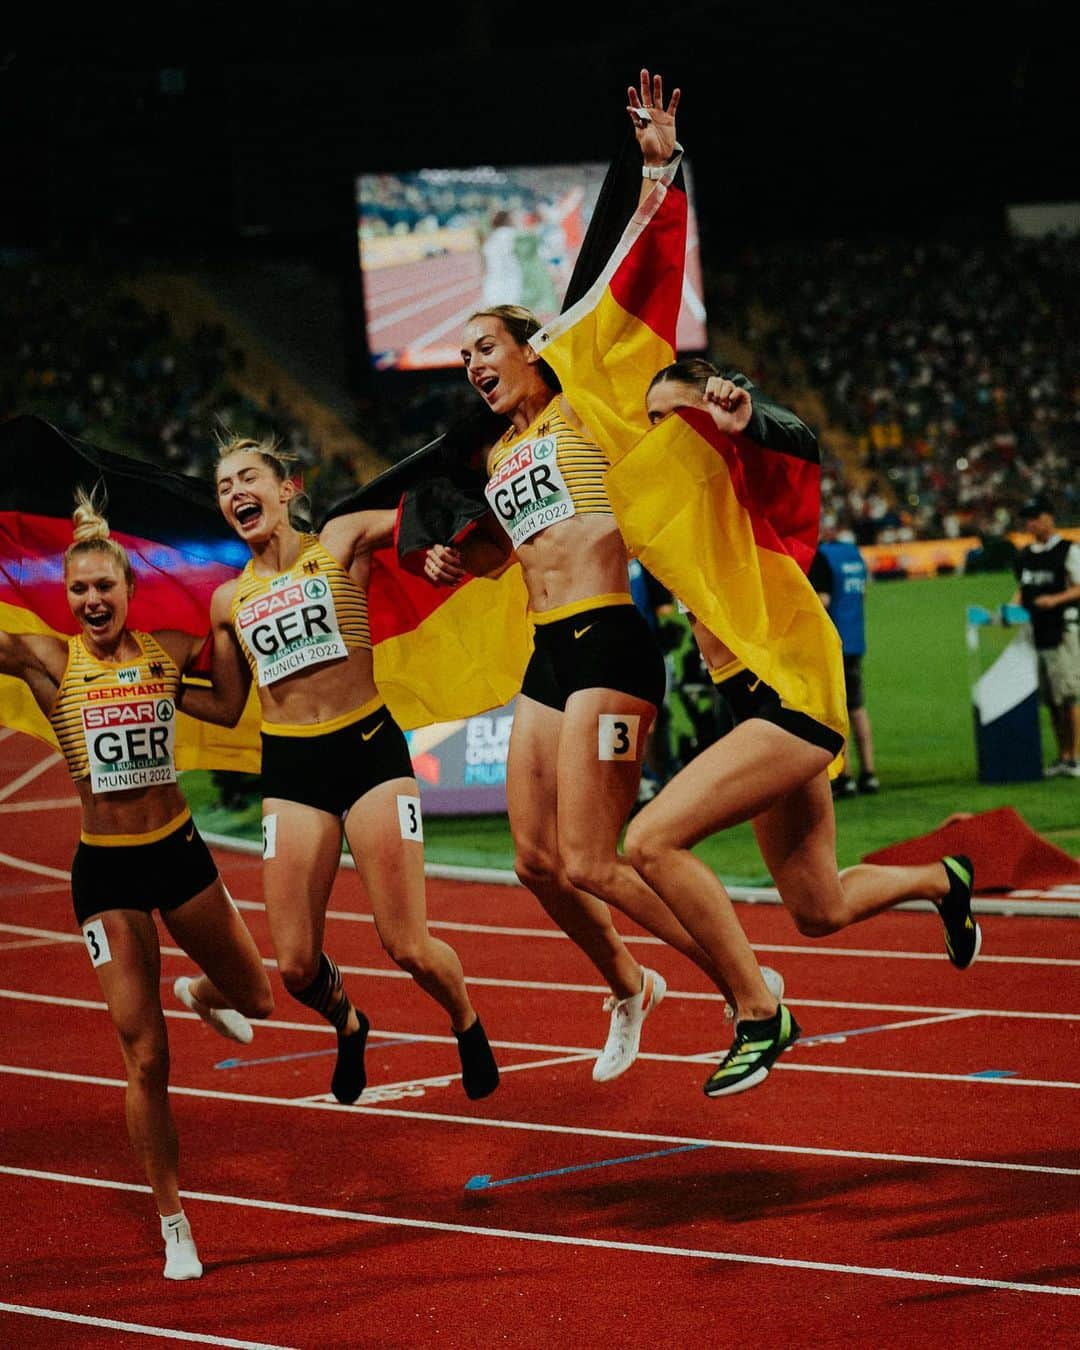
[703,1004,801,1097]
[940,854,981,970]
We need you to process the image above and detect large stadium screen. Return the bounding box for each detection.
[356,160,707,371]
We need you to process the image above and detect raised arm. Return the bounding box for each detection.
[174,582,252,728]
[626,67,681,205]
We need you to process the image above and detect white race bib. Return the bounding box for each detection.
[236,576,349,686]
[485,435,575,547]
[81,692,178,793]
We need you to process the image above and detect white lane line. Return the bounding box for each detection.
[0,852,71,880]
[0,936,1077,1024]
[1,842,1076,965]
[0,991,1077,1089]
[204,833,1080,917]
[0,1303,294,1349]
[227,899,1080,968]
[3,1067,1079,1176]
[0,797,79,813]
[0,752,63,803]
[2,1166,1077,1298]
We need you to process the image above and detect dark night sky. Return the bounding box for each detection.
[3,1,1074,258]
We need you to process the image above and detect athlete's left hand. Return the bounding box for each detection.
[424,544,466,586]
[627,68,680,165]
[702,377,753,434]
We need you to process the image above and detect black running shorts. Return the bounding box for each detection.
[260,702,415,817]
[521,601,666,712]
[71,813,219,925]
[714,668,845,757]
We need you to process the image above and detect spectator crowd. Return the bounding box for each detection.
[712,232,1079,544]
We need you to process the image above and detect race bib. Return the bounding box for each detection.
[236,575,348,685]
[485,435,575,547]
[81,690,177,793]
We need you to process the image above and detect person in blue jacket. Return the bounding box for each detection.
[809,517,879,796]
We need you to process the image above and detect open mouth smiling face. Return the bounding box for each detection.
[66,554,131,647]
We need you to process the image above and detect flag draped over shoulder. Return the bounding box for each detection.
[321,408,533,727]
[606,410,848,744]
[532,147,687,463]
[0,414,529,754]
[366,546,530,730]
[321,135,660,727]
[534,152,848,747]
[0,414,265,771]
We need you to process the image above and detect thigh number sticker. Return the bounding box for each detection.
[598,713,640,761]
[397,794,424,842]
[262,813,278,860]
[83,919,111,968]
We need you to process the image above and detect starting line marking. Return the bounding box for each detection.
[0,1303,293,1349]
[2,1165,1078,1300]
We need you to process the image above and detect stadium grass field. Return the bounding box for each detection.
[184,571,1080,883]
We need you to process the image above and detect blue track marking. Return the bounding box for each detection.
[214,1035,425,1071]
[969,1069,1018,1079]
[465,1143,707,1192]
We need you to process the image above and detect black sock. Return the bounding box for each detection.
[736,1007,782,1035]
[455,1017,499,1100]
[332,1010,370,1105]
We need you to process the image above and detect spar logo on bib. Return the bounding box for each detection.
[484,436,574,548]
[237,575,349,685]
[81,696,178,793]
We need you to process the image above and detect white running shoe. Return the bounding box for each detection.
[173,976,253,1046]
[161,1212,203,1281]
[724,965,785,1021]
[592,967,667,1082]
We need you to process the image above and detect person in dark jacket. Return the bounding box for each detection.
[1011,495,1080,777]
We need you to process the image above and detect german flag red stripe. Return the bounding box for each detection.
[534,156,847,744]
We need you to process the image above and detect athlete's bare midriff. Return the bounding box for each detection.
[73,777,192,838]
[515,513,631,614]
[253,642,380,728]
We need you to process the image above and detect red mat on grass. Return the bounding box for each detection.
[862,806,1080,892]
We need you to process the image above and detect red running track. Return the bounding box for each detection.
[0,729,1077,1348]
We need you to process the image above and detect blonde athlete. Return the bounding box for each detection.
[423,70,789,1084]
[190,438,499,1105]
[0,489,273,1280]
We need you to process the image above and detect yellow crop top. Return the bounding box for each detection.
[484,396,612,547]
[229,534,371,687]
[50,631,181,792]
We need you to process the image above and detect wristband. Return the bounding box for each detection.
[642,142,684,179]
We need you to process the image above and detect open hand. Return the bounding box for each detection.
[626,68,680,165]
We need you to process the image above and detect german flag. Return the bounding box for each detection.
[531,144,687,463]
[321,135,662,727]
[0,414,265,771]
[0,415,532,758]
[534,153,848,746]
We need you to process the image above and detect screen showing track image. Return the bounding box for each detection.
[356,160,707,371]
